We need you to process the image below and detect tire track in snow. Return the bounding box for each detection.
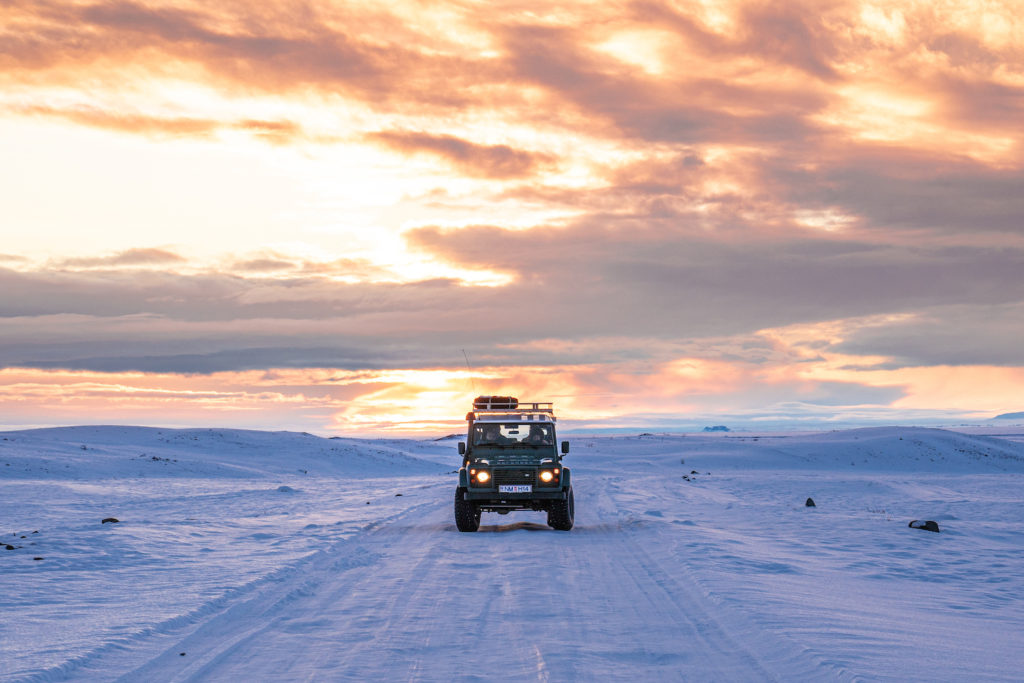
[598,472,856,681]
[71,493,447,683]
[564,479,783,679]
[89,473,840,681]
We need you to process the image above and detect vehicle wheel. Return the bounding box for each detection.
[454,487,480,532]
[547,486,574,530]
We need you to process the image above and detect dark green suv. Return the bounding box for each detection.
[454,396,573,532]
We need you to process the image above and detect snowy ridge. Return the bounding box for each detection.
[576,426,1024,473]
[778,426,1024,470]
[3,425,1024,681]
[0,426,447,480]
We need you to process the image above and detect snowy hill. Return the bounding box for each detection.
[2,425,1023,681]
[575,426,1024,473]
[0,425,449,480]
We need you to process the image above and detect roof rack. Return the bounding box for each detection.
[468,396,556,422]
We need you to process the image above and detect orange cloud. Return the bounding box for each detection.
[367,130,555,179]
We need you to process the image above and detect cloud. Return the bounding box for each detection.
[298,258,398,280]
[772,151,1024,237]
[4,220,1024,376]
[407,221,1024,329]
[633,1,840,79]
[230,257,298,273]
[833,303,1024,368]
[496,22,825,145]
[13,104,306,143]
[15,105,220,137]
[367,130,553,179]
[57,248,187,268]
[17,346,409,374]
[1,0,487,108]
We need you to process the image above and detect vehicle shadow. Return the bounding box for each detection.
[477,521,552,533]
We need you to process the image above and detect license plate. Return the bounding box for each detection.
[499,485,532,493]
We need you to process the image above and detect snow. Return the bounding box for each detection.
[2,425,1024,681]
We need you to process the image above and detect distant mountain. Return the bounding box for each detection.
[994,412,1024,420]
[703,425,730,432]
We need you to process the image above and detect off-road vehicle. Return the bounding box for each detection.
[454,396,573,532]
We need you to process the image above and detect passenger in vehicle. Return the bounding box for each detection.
[527,425,551,445]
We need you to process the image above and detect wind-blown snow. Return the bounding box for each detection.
[2,425,1023,681]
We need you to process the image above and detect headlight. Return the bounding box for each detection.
[470,468,491,485]
[539,468,560,485]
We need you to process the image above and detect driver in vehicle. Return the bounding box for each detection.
[527,425,551,445]
[477,425,503,445]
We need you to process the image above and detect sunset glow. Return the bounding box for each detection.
[3,0,1024,434]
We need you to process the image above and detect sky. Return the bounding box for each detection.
[3,0,1024,435]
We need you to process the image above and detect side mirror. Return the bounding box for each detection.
[458,442,466,455]
[561,441,570,455]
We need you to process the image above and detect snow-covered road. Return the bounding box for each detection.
[114,482,805,681]
[3,426,1024,681]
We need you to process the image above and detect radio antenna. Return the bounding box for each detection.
[462,349,477,393]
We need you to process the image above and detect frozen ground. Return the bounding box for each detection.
[2,425,1023,681]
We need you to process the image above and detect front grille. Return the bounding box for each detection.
[493,468,536,487]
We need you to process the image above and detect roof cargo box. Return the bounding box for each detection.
[473,395,518,410]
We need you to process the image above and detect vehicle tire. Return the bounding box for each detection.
[547,486,574,530]
[454,487,481,532]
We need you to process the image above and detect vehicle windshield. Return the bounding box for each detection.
[472,422,554,447]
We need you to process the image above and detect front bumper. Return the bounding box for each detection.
[460,486,570,512]
[462,487,568,502]
[458,467,571,507]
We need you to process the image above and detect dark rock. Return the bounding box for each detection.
[805,498,816,507]
[691,470,699,474]
[909,520,940,533]
[101,517,120,524]
[33,557,43,560]
[395,493,403,496]
[180,652,186,656]
[5,545,16,550]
